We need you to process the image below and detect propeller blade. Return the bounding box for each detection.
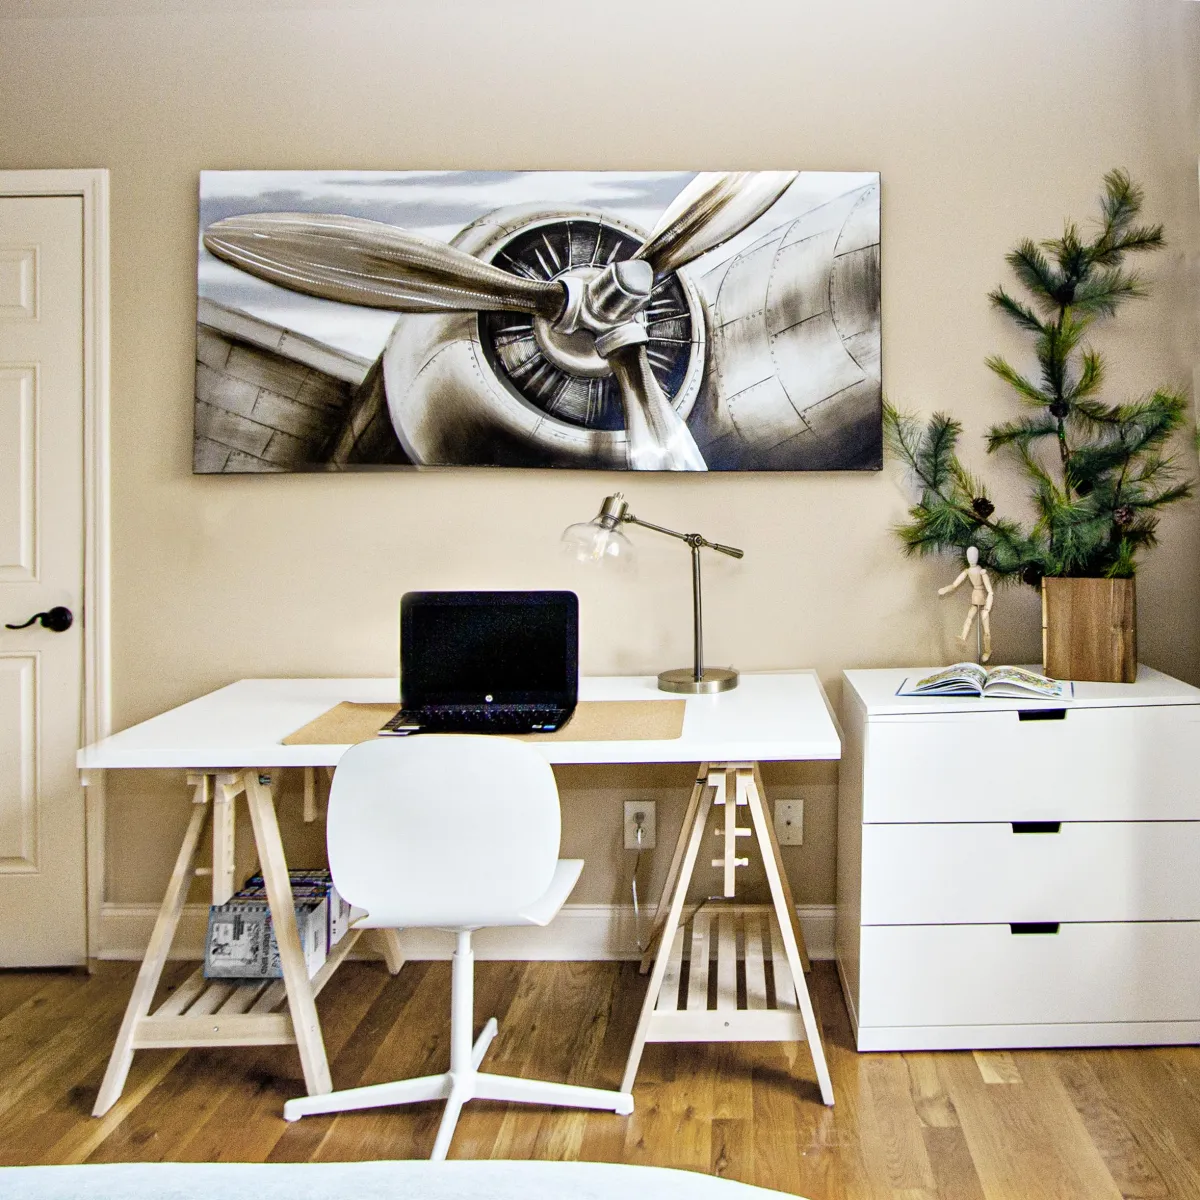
[608,343,707,471]
[635,171,798,275]
[203,213,565,317]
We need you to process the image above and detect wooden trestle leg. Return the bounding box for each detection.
[93,777,212,1117]
[621,761,833,1106]
[638,765,710,973]
[741,765,830,1101]
[94,766,396,1118]
[243,771,332,1097]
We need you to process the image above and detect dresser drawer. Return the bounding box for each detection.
[863,704,1200,822]
[859,922,1200,1027]
[860,821,1200,924]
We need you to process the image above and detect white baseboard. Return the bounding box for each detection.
[96,902,837,963]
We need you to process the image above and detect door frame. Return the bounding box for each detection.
[0,169,111,958]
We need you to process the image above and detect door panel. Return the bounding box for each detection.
[0,654,36,870]
[0,195,85,966]
[0,366,36,579]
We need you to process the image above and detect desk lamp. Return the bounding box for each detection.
[562,493,744,694]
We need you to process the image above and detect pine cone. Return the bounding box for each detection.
[1049,400,1070,419]
[971,496,995,519]
[1113,505,1135,528]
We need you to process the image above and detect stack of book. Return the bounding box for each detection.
[203,869,351,981]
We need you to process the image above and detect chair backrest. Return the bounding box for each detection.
[326,735,562,929]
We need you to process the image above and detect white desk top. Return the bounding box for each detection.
[844,663,1200,717]
[78,672,842,771]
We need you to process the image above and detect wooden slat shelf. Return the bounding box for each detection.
[135,928,365,1050]
[647,905,807,1044]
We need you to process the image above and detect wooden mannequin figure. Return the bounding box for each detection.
[938,545,994,662]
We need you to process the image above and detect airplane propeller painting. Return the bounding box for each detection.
[194,170,881,473]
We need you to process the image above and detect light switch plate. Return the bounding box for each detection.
[774,799,804,845]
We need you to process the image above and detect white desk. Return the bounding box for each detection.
[80,672,840,1115]
[78,672,842,770]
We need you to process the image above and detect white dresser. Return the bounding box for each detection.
[836,665,1200,1051]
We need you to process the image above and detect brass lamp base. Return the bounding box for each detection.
[657,667,739,694]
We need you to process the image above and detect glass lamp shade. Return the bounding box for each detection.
[561,518,636,567]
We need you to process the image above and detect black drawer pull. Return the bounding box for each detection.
[1010,922,1060,935]
[1018,708,1066,721]
[1012,821,1062,834]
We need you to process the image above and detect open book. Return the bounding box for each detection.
[897,663,1070,699]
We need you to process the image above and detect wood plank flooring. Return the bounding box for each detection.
[2,959,1200,1198]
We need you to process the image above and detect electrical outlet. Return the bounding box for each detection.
[624,801,656,850]
[774,799,804,845]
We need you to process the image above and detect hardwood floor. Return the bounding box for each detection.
[3,958,1200,1198]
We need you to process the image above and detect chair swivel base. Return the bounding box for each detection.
[283,1017,633,1160]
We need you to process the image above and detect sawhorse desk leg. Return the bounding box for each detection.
[93,776,211,1117]
[622,761,833,1106]
[93,768,406,1118]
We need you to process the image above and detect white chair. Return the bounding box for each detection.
[282,735,634,1158]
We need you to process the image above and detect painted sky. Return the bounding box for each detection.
[197,170,877,360]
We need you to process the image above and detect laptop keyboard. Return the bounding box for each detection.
[380,703,572,735]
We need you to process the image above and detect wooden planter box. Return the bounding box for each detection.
[1041,577,1137,683]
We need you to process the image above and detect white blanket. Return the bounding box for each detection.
[0,1160,805,1199]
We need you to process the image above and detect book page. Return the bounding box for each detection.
[904,662,988,694]
[981,666,1067,698]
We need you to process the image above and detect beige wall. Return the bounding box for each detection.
[2,0,1198,912]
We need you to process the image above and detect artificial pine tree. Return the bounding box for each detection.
[885,170,1192,587]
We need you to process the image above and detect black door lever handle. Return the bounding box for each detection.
[5,606,73,633]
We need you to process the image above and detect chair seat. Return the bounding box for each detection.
[351,859,584,932]
[516,858,583,927]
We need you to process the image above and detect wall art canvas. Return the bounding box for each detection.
[195,170,881,473]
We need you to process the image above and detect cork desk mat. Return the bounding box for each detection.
[282,699,686,747]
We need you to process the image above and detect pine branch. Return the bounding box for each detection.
[916,412,961,492]
[947,460,990,506]
[1072,398,1124,427]
[1126,452,1183,491]
[882,400,924,464]
[1105,227,1165,256]
[1064,351,1105,404]
[1114,390,1188,458]
[1036,311,1088,366]
[1098,169,1141,236]
[883,404,1041,578]
[1049,222,1089,284]
[1091,170,1164,265]
[1067,440,1135,486]
[1131,481,1193,510]
[989,287,1045,334]
[1006,240,1062,310]
[987,414,1059,452]
[985,356,1052,406]
[1105,539,1138,579]
[1070,268,1146,317]
[1016,443,1066,523]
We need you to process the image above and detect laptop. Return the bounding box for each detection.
[380,590,578,736]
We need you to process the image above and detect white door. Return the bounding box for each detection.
[0,195,86,966]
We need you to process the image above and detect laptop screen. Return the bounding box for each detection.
[400,591,579,707]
